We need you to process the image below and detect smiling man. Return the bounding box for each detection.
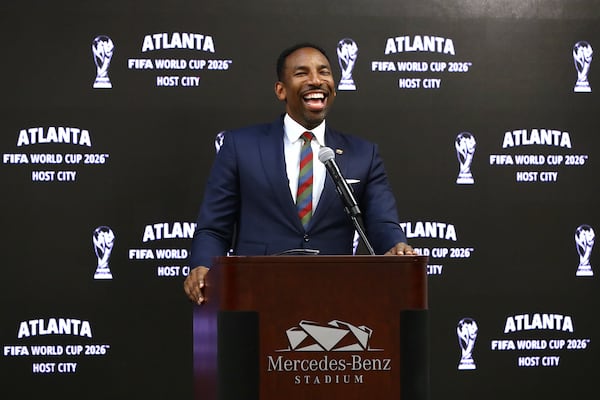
[184,43,415,305]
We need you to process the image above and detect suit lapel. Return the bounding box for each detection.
[311,127,348,226]
[259,117,303,229]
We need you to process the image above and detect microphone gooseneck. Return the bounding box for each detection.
[318,146,375,255]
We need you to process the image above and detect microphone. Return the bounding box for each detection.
[318,146,361,217]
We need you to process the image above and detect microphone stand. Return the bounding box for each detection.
[348,212,375,256]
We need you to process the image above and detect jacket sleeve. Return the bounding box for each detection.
[188,131,240,268]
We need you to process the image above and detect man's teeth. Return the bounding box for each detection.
[304,93,325,100]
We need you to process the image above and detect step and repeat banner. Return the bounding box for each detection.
[1,1,598,399]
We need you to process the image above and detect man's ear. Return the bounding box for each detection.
[274,81,286,101]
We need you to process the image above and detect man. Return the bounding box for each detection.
[184,43,415,304]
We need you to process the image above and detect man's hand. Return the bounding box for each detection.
[184,266,210,305]
[384,242,417,256]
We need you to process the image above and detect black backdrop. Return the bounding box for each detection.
[1,1,598,399]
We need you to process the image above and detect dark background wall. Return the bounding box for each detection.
[1,1,598,398]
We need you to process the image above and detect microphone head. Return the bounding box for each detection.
[318,146,335,163]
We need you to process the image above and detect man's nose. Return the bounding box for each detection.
[307,71,322,85]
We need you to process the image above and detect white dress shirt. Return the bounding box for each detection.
[283,114,326,211]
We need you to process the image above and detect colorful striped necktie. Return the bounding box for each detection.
[297,131,314,228]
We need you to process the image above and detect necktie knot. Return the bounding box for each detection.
[301,131,314,144]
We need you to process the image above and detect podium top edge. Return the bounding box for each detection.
[213,255,428,264]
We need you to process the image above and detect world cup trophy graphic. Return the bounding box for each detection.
[92,35,114,89]
[93,226,115,279]
[575,224,595,276]
[215,131,226,154]
[337,38,358,91]
[455,132,476,184]
[457,318,478,370]
[573,41,593,93]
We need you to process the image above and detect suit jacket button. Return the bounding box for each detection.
[303,234,310,242]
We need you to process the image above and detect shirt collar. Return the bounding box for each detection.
[283,114,326,146]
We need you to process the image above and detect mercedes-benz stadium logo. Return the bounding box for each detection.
[278,320,380,352]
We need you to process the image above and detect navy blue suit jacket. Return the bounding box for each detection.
[189,116,407,268]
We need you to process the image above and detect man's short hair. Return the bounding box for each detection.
[276,43,332,81]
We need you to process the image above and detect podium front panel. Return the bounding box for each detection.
[193,255,428,400]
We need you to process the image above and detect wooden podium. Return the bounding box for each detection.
[193,255,429,400]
